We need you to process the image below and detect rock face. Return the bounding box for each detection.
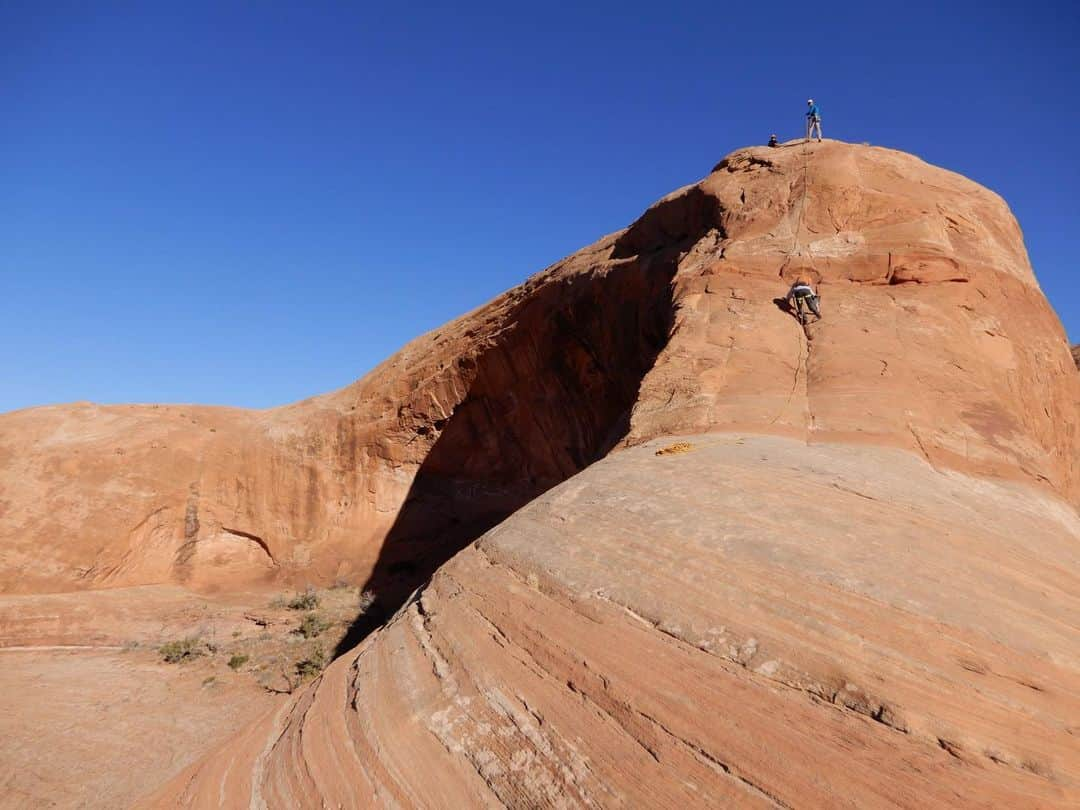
[1072,343,1079,369]
[151,436,1080,808]
[0,244,673,602]
[3,140,1080,806]
[2,140,1077,607]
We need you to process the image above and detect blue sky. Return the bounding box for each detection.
[3,1,1077,413]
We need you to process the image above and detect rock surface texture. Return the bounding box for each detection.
[3,140,1079,807]
[152,437,1080,808]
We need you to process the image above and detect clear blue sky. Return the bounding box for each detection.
[3,1,1077,413]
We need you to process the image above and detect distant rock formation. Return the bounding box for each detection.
[133,141,1080,807]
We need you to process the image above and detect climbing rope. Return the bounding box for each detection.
[789,137,813,264]
[655,137,819,456]
[770,138,815,426]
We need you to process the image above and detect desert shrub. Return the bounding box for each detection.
[295,647,327,679]
[357,588,377,612]
[286,587,319,611]
[227,654,250,670]
[159,637,205,664]
[296,613,330,639]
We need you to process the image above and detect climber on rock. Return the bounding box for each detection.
[806,99,823,143]
[787,279,821,323]
[768,134,779,148]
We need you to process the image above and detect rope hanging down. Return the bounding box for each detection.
[789,139,813,262]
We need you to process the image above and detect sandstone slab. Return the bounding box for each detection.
[151,436,1080,808]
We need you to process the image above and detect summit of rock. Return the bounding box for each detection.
[3,140,1079,806]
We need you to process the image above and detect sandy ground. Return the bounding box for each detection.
[0,585,369,808]
[0,647,278,808]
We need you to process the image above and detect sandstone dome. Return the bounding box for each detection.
[2,140,1078,807]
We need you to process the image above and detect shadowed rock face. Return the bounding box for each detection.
[1073,344,1079,369]
[0,247,679,597]
[355,255,679,615]
[4,140,1080,806]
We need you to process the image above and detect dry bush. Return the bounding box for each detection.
[227,654,250,670]
[296,613,330,639]
[159,637,206,664]
[295,647,327,680]
[358,588,377,612]
[286,587,319,611]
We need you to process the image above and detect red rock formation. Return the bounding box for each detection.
[0,243,675,600]
[3,140,1080,806]
[149,437,1080,808]
[1072,343,1079,369]
[3,141,1076,604]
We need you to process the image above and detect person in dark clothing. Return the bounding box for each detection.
[768,134,779,148]
[787,279,821,322]
[805,99,823,142]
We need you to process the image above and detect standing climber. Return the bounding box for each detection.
[768,133,779,148]
[806,99,823,142]
[787,279,822,323]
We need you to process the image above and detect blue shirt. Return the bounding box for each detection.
[807,104,821,119]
